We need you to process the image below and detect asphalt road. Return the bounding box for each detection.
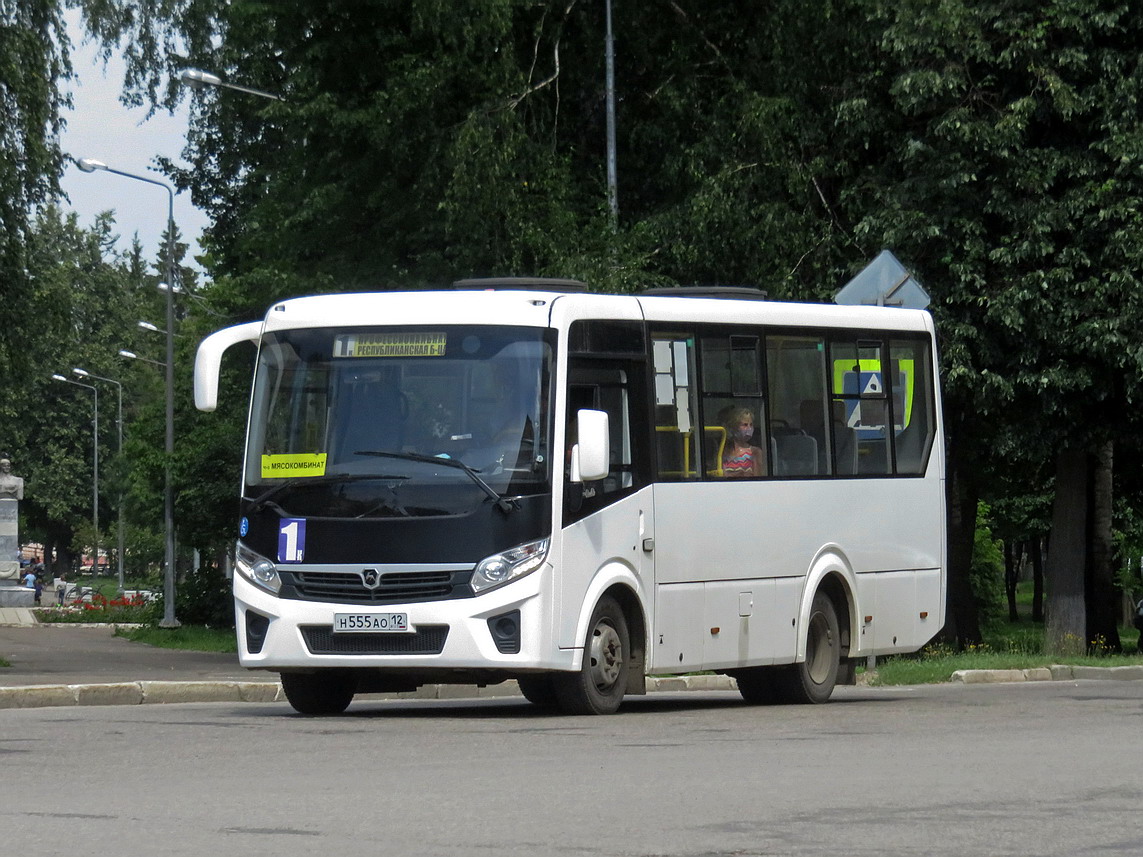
[2,680,1142,857]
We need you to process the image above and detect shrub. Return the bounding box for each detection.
[168,564,235,629]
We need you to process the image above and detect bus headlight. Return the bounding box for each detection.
[235,541,282,595]
[471,537,549,594]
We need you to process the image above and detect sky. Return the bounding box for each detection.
[57,10,208,272]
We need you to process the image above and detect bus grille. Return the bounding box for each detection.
[281,569,472,604]
[300,625,449,655]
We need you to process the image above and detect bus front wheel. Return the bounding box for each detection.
[553,596,629,715]
[280,670,356,715]
[516,675,559,708]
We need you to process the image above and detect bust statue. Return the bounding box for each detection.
[0,458,23,500]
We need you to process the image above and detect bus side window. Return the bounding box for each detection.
[765,335,826,477]
[700,334,765,478]
[830,339,892,476]
[890,338,934,475]
[652,335,699,480]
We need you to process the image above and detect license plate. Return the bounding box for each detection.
[332,613,410,633]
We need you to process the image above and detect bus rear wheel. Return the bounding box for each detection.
[777,591,841,704]
[734,667,780,705]
[553,596,629,715]
[280,670,356,715]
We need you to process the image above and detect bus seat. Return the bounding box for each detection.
[773,433,818,476]
[704,426,727,476]
[830,400,857,475]
[799,399,829,473]
[656,426,694,478]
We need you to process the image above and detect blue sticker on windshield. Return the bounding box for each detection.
[239,517,249,537]
[278,518,306,563]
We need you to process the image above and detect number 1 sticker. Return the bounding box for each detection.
[278,518,306,563]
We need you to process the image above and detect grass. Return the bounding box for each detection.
[870,611,1143,686]
[115,624,237,653]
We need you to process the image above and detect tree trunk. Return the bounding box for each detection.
[1031,536,1045,622]
[1085,441,1120,652]
[1045,448,1087,655]
[943,438,982,647]
[1004,541,1019,622]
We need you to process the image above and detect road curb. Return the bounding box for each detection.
[0,675,741,710]
[951,665,1143,684]
[2,668,1141,710]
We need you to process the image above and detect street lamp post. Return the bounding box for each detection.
[74,369,125,593]
[119,350,167,369]
[604,0,618,230]
[51,375,98,578]
[180,68,285,102]
[77,157,180,627]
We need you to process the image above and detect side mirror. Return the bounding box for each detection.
[571,409,609,483]
[194,321,262,411]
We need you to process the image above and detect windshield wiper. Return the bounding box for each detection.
[354,450,519,514]
[246,473,408,514]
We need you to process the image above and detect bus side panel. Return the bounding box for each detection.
[915,567,943,648]
[556,489,654,651]
[654,582,705,672]
[857,567,943,655]
[653,476,943,663]
[697,577,801,671]
[654,479,943,585]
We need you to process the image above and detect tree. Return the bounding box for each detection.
[77,1,1143,649]
[825,0,1143,649]
[0,0,71,382]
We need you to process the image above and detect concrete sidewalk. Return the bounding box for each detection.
[3,620,1143,710]
[0,607,41,626]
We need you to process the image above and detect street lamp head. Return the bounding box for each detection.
[118,350,136,359]
[158,282,184,294]
[73,368,90,378]
[77,157,108,173]
[180,68,223,89]
[138,321,161,333]
[51,374,67,382]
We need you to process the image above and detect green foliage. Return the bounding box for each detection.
[0,0,71,382]
[33,592,151,624]
[115,624,237,653]
[8,0,1143,612]
[872,615,1143,686]
[168,564,234,629]
[970,502,1006,618]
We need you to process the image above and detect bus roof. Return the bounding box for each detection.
[257,289,934,335]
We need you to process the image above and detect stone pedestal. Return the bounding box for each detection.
[0,581,34,607]
[0,497,18,581]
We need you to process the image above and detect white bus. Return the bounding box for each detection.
[194,279,945,715]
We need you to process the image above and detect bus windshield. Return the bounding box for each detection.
[245,325,553,517]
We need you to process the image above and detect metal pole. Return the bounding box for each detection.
[92,386,99,581]
[605,0,618,230]
[116,383,123,592]
[75,158,179,626]
[75,371,125,592]
[162,193,180,627]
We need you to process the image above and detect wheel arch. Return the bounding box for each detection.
[571,564,648,694]
[797,546,858,664]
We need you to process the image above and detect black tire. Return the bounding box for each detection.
[776,591,841,704]
[516,675,559,708]
[280,670,356,715]
[733,667,780,705]
[553,596,629,715]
